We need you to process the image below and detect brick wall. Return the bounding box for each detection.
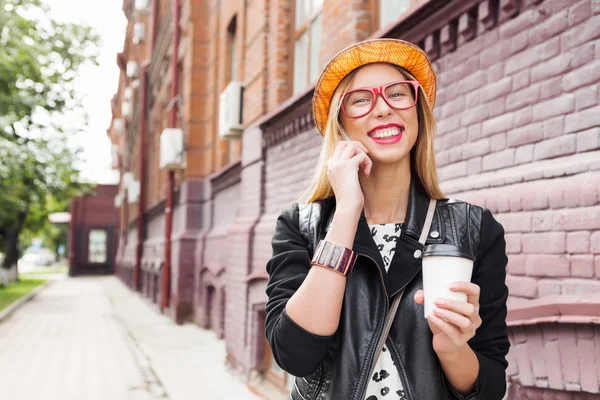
[416,0,600,396]
[507,324,600,395]
[223,126,264,373]
[266,0,292,113]
[320,0,374,67]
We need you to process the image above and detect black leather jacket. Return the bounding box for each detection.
[265,178,510,400]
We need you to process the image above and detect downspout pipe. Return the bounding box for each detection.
[133,0,156,292]
[150,0,158,51]
[162,0,180,310]
[134,62,149,292]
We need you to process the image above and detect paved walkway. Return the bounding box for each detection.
[0,275,260,400]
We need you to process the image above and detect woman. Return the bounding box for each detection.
[265,39,509,400]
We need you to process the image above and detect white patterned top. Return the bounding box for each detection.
[364,223,407,400]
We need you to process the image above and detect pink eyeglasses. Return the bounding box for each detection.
[340,81,420,119]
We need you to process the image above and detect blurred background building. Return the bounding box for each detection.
[68,185,119,276]
[107,0,600,398]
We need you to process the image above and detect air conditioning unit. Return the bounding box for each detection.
[127,180,141,204]
[122,171,134,188]
[111,145,120,168]
[126,61,138,78]
[122,101,132,117]
[218,81,244,138]
[159,128,186,170]
[124,87,134,101]
[113,118,125,135]
[135,0,150,11]
[133,23,146,44]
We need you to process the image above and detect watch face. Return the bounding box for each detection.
[327,246,341,267]
[316,241,332,265]
[313,241,356,276]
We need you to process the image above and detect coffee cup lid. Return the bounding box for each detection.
[422,244,475,261]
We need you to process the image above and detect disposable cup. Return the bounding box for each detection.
[422,244,475,318]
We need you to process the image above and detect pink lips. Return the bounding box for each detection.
[368,123,404,145]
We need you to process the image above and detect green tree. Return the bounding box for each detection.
[0,0,98,270]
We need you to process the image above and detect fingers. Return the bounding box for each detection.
[434,298,476,319]
[450,282,481,308]
[427,313,463,342]
[332,141,349,160]
[431,307,472,331]
[350,152,373,176]
[352,141,369,154]
[413,290,424,305]
[333,141,369,161]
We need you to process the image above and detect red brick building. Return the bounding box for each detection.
[108,0,600,398]
[68,185,119,276]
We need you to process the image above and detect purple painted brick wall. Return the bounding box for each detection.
[430,0,600,396]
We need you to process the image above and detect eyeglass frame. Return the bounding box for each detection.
[339,80,421,119]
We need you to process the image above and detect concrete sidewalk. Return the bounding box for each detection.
[0,276,260,400]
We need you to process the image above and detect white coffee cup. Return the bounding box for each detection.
[422,244,475,318]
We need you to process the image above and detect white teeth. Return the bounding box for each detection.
[372,127,402,139]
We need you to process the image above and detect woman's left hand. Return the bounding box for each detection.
[414,282,482,357]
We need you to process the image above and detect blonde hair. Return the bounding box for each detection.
[300,65,444,203]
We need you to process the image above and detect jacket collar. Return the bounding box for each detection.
[326,174,432,297]
[400,172,431,242]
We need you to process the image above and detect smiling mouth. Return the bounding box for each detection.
[368,125,404,139]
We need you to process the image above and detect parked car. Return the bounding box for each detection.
[21,248,55,266]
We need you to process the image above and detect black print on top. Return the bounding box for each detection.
[369,223,402,272]
[372,369,391,383]
[364,223,405,400]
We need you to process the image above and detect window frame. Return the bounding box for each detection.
[291,0,323,95]
[87,228,108,264]
[264,340,290,389]
[373,0,424,31]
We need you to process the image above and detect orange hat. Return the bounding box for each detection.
[312,38,437,136]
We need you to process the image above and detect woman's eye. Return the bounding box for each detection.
[389,92,406,98]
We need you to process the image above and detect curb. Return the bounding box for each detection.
[0,280,52,323]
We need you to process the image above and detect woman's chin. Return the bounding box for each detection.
[369,153,410,167]
[368,145,412,166]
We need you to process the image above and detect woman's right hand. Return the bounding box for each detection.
[327,141,373,213]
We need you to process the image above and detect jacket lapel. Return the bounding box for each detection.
[323,175,434,297]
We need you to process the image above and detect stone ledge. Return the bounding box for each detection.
[507,296,600,326]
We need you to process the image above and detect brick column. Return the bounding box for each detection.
[169,179,204,323]
[225,124,264,373]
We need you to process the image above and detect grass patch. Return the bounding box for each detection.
[21,267,67,276]
[0,278,46,312]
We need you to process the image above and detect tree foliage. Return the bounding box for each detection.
[0,0,99,268]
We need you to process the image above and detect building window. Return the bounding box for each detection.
[265,341,295,390]
[227,16,238,82]
[293,0,323,95]
[88,229,107,264]
[378,0,418,29]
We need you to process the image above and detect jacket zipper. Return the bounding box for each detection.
[387,339,415,400]
[355,253,389,400]
[311,359,326,399]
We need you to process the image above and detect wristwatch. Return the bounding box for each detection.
[311,240,357,277]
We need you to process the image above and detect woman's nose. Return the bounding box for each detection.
[372,93,392,118]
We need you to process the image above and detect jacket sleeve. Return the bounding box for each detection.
[264,203,334,377]
[447,207,510,400]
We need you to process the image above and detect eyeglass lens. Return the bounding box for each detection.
[343,82,417,117]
